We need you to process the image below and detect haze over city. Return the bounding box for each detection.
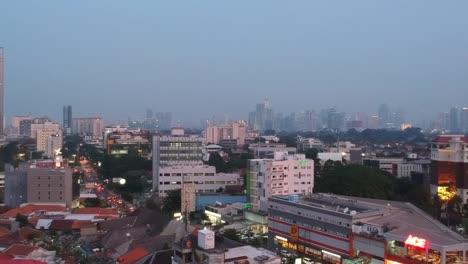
[1,1,468,125]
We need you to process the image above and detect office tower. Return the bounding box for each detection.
[460,107,468,134]
[449,107,460,133]
[152,128,205,192]
[155,112,172,130]
[0,48,4,136]
[327,108,345,132]
[249,100,274,132]
[63,105,72,135]
[378,104,390,128]
[146,108,153,120]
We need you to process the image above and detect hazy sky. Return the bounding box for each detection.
[1,1,467,125]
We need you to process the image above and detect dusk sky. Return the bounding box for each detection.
[1,1,467,125]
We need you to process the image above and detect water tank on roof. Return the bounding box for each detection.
[288,195,299,203]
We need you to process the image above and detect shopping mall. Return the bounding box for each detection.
[268,194,468,264]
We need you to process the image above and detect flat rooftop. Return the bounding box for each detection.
[271,194,468,248]
[224,245,280,264]
[271,194,378,215]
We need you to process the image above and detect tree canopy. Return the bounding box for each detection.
[162,189,181,216]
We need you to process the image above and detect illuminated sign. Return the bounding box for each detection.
[405,235,426,249]
[290,225,299,240]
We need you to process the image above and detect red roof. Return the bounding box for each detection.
[0,227,10,238]
[0,252,13,260]
[73,208,119,216]
[18,227,44,240]
[2,204,67,218]
[432,135,468,143]
[3,244,39,257]
[0,260,46,264]
[117,247,150,264]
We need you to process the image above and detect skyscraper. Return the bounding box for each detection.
[378,104,390,128]
[63,105,72,135]
[0,48,4,136]
[449,107,460,133]
[461,107,468,134]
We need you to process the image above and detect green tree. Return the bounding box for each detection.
[304,148,319,161]
[222,229,240,241]
[208,152,225,173]
[162,189,181,216]
[121,192,134,203]
[15,214,28,227]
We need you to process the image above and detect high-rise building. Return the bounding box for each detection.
[378,104,390,128]
[36,128,63,156]
[449,107,460,133]
[327,108,345,132]
[0,48,4,136]
[63,105,72,135]
[247,151,314,212]
[205,121,247,145]
[460,107,468,134]
[72,117,103,138]
[155,112,172,131]
[152,128,205,192]
[4,163,28,207]
[249,100,274,132]
[30,120,59,138]
[11,116,33,136]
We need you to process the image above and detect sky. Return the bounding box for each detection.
[1,1,467,125]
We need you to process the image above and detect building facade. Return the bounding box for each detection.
[156,165,240,196]
[36,128,63,156]
[63,105,72,135]
[30,121,59,139]
[430,135,468,203]
[268,194,468,264]
[247,152,314,212]
[11,116,33,136]
[152,128,205,192]
[205,121,247,146]
[4,163,28,207]
[72,117,103,138]
[0,48,3,136]
[27,166,73,207]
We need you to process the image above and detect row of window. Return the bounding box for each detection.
[270,205,350,227]
[37,184,63,187]
[159,181,235,185]
[37,196,63,200]
[159,173,215,176]
[270,218,349,239]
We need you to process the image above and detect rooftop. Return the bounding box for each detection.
[2,204,67,218]
[3,244,39,257]
[73,208,119,216]
[432,135,468,143]
[224,245,280,263]
[116,247,150,264]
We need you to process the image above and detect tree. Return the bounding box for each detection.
[162,189,181,216]
[121,192,133,203]
[222,229,240,241]
[15,214,28,227]
[208,152,225,173]
[304,148,319,161]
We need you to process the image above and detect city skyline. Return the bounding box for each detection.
[1,1,468,125]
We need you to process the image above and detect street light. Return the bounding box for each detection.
[119,178,126,185]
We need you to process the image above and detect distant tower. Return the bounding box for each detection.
[63,105,72,135]
[378,104,390,128]
[449,107,460,133]
[0,48,4,136]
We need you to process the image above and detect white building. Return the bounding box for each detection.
[31,122,60,139]
[36,128,62,156]
[396,161,429,178]
[248,151,314,212]
[45,133,63,158]
[249,143,296,159]
[156,165,240,196]
[152,128,205,192]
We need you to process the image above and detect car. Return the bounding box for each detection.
[303,257,314,264]
[281,257,288,264]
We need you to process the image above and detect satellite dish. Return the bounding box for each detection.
[343,207,349,214]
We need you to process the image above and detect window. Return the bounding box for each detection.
[38,184,40,187]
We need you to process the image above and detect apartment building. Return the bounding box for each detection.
[247,151,314,212]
